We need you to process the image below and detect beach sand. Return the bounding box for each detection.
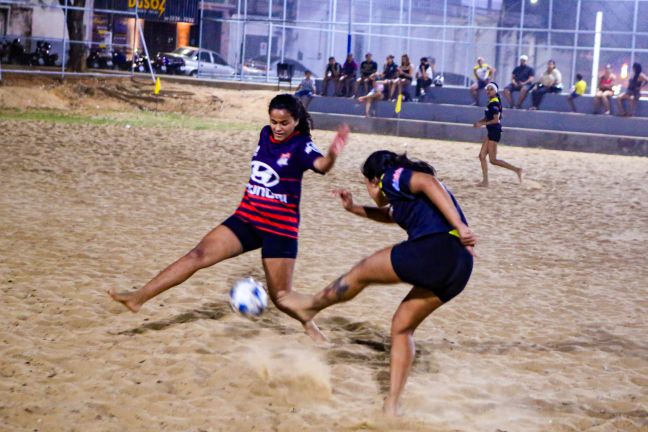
[1,77,647,431]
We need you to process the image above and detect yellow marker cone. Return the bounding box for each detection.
[395,93,402,114]
[154,77,161,95]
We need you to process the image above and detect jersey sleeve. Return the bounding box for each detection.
[488,102,501,116]
[299,139,325,173]
[381,167,415,199]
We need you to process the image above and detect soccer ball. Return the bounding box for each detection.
[229,277,268,317]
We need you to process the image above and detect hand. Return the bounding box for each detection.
[329,123,350,156]
[332,189,354,211]
[457,223,477,246]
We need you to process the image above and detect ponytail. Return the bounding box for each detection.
[362,150,435,181]
[268,93,313,137]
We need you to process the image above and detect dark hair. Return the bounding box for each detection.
[576,73,583,80]
[361,150,435,181]
[269,94,312,137]
[632,62,642,79]
[420,57,428,62]
[328,56,335,61]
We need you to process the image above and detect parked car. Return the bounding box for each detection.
[154,47,236,78]
[243,56,316,79]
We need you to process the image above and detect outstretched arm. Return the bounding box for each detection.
[334,189,394,223]
[409,172,477,253]
[313,124,350,173]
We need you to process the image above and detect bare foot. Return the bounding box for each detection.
[107,288,143,313]
[516,168,523,184]
[476,181,489,188]
[383,396,402,417]
[303,320,328,344]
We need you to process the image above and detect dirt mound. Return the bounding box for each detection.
[0,73,275,123]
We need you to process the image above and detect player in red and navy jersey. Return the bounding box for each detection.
[109,94,349,341]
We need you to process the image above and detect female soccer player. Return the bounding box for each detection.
[109,94,349,341]
[473,82,522,187]
[295,150,476,416]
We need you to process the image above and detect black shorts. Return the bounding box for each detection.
[391,233,473,303]
[477,79,489,89]
[222,215,298,259]
[487,126,502,142]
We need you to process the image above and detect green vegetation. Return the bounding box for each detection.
[0,110,255,132]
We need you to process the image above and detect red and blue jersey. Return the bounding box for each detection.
[234,126,324,239]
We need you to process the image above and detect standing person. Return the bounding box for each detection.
[294,70,315,109]
[530,59,562,110]
[567,73,587,112]
[415,57,433,100]
[470,57,496,106]
[338,53,358,97]
[357,79,385,117]
[295,150,476,416]
[395,54,414,101]
[474,83,523,187]
[354,52,378,97]
[503,55,535,109]
[320,57,342,96]
[108,94,350,342]
[617,63,648,117]
[593,64,616,115]
[380,55,399,101]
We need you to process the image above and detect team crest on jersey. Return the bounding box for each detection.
[277,152,291,166]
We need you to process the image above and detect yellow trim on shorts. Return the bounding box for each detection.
[449,229,459,238]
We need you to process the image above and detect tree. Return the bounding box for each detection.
[59,0,86,72]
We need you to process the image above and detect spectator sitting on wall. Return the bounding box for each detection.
[567,73,587,112]
[529,59,562,110]
[380,55,399,101]
[470,56,496,106]
[394,54,414,102]
[357,79,386,118]
[320,56,342,96]
[415,57,433,101]
[294,70,315,109]
[593,64,616,115]
[354,52,378,98]
[503,54,535,109]
[617,62,648,117]
[338,53,358,97]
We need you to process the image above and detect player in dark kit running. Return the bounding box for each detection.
[474,82,522,187]
[294,151,476,416]
[109,94,349,342]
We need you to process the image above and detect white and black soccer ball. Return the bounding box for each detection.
[229,277,268,317]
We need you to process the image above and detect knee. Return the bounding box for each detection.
[478,152,487,161]
[186,246,209,267]
[489,155,498,164]
[391,313,415,338]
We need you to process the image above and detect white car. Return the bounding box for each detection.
[156,47,236,78]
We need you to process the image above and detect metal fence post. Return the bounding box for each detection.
[61,0,68,78]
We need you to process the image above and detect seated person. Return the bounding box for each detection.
[567,73,587,112]
[379,55,399,101]
[338,53,358,97]
[503,55,535,109]
[320,57,342,96]
[415,57,433,100]
[294,70,315,109]
[617,62,647,117]
[470,56,496,106]
[593,64,616,115]
[354,52,378,97]
[394,54,414,101]
[530,59,562,110]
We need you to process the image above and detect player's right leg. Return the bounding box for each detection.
[108,224,244,312]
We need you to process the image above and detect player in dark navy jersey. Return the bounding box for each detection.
[473,82,522,187]
[294,151,476,416]
[109,94,349,342]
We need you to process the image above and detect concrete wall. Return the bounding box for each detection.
[310,112,648,157]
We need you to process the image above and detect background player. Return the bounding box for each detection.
[473,83,522,187]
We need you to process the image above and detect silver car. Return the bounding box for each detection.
[164,47,236,78]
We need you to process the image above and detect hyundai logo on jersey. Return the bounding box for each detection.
[250,161,280,187]
[277,152,291,166]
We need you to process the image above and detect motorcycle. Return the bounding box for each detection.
[129,50,150,73]
[28,40,59,67]
[6,38,27,65]
[86,48,114,69]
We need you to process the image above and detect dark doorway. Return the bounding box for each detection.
[143,21,176,56]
